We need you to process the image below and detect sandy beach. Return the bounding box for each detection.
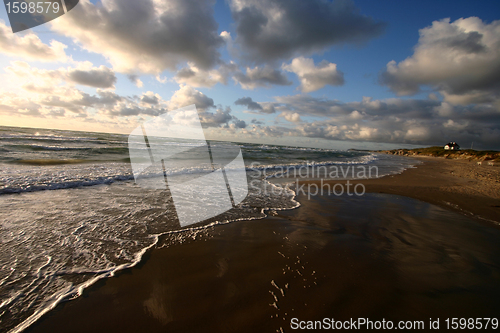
[25,157,500,333]
[2,0,499,331]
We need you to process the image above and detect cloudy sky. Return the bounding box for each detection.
[0,0,499,149]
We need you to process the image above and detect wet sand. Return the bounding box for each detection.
[305,156,500,225]
[26,157,500,333]
[369,156,500,224]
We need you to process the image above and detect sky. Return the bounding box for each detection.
[0,0,499,150]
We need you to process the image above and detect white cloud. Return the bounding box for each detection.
[434,102,454,117]
[244,94,500,148]
[0,63,216,120]
[443,119,469,130]
[0,21,67,62]
[0,60,245,129]
[5,61,116,90]
[283,57,344,92]
[0,63,253,132]
[404,126,430,141]
[428,93,439,101]
[50,0,224,74]
[220,31,231,42]
[280,111,301,122]
[168,85,215,111]
[349,110,363,119]
[380,17,500,105]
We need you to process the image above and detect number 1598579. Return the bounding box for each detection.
[445,318,498,330]
[5,1,60,14]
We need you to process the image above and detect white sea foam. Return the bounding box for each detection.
[0,126,420,333]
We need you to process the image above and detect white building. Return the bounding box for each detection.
[444,142,460,150]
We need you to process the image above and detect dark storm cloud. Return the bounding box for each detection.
[229,0,386,63]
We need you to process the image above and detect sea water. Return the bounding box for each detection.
[0,126,418,332]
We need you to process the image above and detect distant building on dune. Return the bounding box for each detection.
[444,142,460,150]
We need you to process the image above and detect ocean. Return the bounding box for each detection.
[0,126,419,333]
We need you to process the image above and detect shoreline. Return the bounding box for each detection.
[24,156,500,333]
